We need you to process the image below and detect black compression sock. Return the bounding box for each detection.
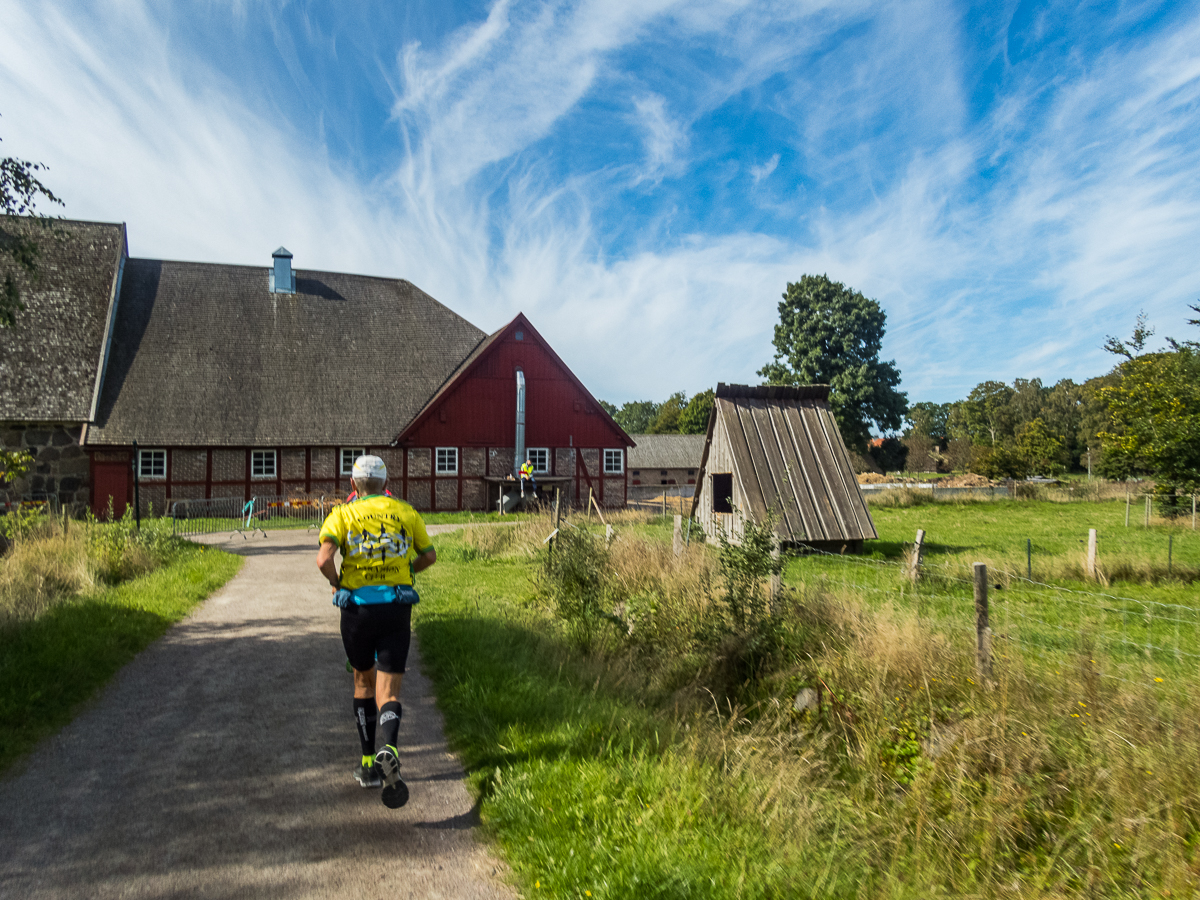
[379,701,402,748]
[353,697,377,757]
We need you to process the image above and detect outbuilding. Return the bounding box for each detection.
[691,383,877,552]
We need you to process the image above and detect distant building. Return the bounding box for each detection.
[691,383,876,551]
[626,433,706,487]
[1,216,633,515]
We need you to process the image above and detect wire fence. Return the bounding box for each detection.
[788,543,1200,694]
[627,485,695,516]
[170,495,331,539]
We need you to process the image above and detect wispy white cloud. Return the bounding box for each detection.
[749,154,780,184]
[630,94,689,182]
[3,0,1199,411]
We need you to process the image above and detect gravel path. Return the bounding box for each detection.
[0,528,515,900]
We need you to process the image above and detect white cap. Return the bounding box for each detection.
[351,454,387,481]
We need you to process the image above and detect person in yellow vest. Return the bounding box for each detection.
[316,455,435,809]
[519,456,537,498]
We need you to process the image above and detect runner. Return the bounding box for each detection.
[316,454,436,808]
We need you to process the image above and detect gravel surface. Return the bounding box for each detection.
[0,529,516,900]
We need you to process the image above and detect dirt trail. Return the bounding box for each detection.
[0,528,515,900]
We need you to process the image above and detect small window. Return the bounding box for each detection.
[252,450,277,478]
[137,449,166,478]
[341,448,365,475]
[687,469,695,476]
[515,330,524,341]
[604,449,624,474]
[712,473,733,514]
[436,447,458,475]
[632,470,640,477]
[526,448,549,474]
[660,470,668,476]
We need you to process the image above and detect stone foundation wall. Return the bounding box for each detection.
[0,422,89,510]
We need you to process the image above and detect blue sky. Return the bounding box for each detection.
[3,0,1199,413]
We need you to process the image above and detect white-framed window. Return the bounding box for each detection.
[340,448,365,475]
[137,449,166,478]
[526,448,549,474]
[436,447,458,475]
[251,449,277,478]
[603,448,624,474]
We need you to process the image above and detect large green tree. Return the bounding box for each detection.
[647,391,687,434]
[759,274,907,451]
[960,381,1016,446]
[603,400,660,434]
[677,388,714,434]
[1,131,63,328]
[1098,347,1200,500]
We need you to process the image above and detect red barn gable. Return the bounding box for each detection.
[394,314,633,511]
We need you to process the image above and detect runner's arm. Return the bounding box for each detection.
[317,539,341,589]
[412,546,436,574]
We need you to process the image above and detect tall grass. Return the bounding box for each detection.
[0,509,181,629]
[418,509,1200,898]
[0,511,241,772]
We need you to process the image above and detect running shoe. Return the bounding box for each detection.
[353,755,382,788]
[374,744,409,809]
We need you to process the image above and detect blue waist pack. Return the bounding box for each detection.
[332,585,420,607]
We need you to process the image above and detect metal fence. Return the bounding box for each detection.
[858,483,1014,500]
[1,493,62,516]
[170,495,330,538]
[627,484,696,515]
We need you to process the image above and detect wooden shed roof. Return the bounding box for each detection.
[692,382,877,543]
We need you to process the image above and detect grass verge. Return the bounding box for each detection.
[0,538,241,774]
[417,512,1200,898]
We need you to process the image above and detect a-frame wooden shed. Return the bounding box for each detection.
[690,383,877,551]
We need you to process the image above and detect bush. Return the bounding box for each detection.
[540,526,612,651]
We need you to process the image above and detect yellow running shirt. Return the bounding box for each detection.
[318,494,432,591]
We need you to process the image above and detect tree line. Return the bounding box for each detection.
[599,390,714,435]
[608,274,1200,516]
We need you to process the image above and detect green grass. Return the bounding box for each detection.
[786,497,1200,688]
[416,539,835,898]
[0,541,241,774]
[417,506,1200,898]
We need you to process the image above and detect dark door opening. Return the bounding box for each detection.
[711,473,733,513]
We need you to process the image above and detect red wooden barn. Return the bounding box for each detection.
[0,218,633,516]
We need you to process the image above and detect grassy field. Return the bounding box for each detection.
[416,502,1200,898]
[0,518,242,774]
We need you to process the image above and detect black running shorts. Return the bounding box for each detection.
[339,602,413,674]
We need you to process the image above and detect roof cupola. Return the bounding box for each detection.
[269,246,295,294]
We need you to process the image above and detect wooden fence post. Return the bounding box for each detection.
[1026,538,1032,580]
[974,562,992,680]
[605,523,613,546]
[1145,495,1151,528]
[908,529,925,584]
[673,514,683,556]
[1192,495,1196,531]
[770,543,782,616]
[1168,535,1173,575]
[549,488,561,561]
[1086,528,1097,581]
[1125,491,1130,528]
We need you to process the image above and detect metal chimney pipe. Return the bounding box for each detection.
[514,368,526,475]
